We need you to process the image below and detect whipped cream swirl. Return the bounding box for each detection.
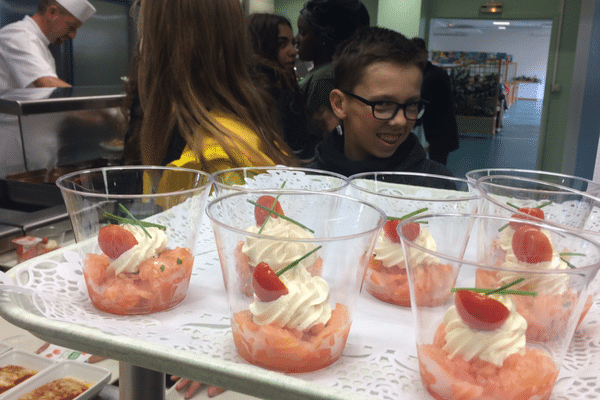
[374,226,439,270]
[497,226,516,252]
[249,267,331,331]
[108,224,168,275]
[443,296,527,366]
[242,217,318,277]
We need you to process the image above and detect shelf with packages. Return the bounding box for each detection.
[0,215,598,400]
[443,59,517,139]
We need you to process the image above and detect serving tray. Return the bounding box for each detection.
[0,216,598,400]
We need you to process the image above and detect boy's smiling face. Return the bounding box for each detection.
[331,61,423,161]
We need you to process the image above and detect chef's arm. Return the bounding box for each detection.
[28,76,72,88]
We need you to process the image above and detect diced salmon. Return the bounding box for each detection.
[231,303,351,373]
[83,247,194,315]
[418,323,559,400]
[365,258,455,307]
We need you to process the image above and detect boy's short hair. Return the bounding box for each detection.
[333,27,427,92]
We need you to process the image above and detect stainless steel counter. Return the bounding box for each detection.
[0,86,126,175]
[0,85,124,116]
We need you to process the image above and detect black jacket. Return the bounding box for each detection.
[418,61,459,151]
[307,128,454,185]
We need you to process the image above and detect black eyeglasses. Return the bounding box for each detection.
[343,91,427,121]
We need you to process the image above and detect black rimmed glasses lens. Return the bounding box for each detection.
[343,92,426,121]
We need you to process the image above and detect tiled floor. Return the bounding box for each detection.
[447,100,542,178]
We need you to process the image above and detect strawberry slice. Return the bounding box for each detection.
[509,207,545,231]
[254,195,284,226]
[252,262,289,302]
[455,290,510,331]
[98,225,138,259]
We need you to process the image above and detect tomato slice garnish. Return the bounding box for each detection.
[383,219,401,243]
[401,222,420,241]
[509,207,545,231]
[455,290,510,331]
[254,195,284,226]
[511,225,553,264]
[98,224,138,259]
[252,262,289,302]
[383,220,420,243]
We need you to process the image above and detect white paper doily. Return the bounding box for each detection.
[4,215,600,400]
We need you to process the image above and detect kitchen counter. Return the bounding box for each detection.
[0,85,125,175]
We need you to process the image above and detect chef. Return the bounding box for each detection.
[0,0,96,91]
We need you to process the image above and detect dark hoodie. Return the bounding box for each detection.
[307,127,455,185]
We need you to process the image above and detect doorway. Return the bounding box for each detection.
[427,18,552,178]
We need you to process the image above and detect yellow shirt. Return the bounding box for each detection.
[167,111,276,174]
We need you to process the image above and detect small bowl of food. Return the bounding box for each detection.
[56,166,212,315]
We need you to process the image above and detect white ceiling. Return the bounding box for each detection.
[431,19,552,37]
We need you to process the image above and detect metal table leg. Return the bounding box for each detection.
[119,362,165,400]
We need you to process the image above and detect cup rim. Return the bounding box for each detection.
[466,167,600,190]
[55,165,213,198]
[206,189,386,242]
[475,174,600,238]
[347,171,479,202]
[210,166,349,192]
[475,174,599,197]
[399,212,600,276]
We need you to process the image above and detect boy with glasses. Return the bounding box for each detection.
[308,26,454,179]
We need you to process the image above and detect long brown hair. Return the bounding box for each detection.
[137,0,298,167]
[247,13,301,98]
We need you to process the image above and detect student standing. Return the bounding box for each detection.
[308,27,453,180]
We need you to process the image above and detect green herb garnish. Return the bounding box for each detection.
[177,258,183,265]
[387,207,429,224]
[103,203,166,238]
[499,201,552,232]
[258,181,287,234]
[160,265,165,272]
[249,201,315,233]
[276,245,322,277]
[451,278,537,296]
[560,252,584,269]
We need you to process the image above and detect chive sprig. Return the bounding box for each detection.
[451,277,537,296]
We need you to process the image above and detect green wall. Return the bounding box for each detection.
[377,0,422,37]
[274,0,583,172]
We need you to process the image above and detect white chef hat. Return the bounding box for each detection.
[55,0,96,23]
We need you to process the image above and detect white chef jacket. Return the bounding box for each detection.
[0,16,58,92]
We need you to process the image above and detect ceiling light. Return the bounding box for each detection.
[493,21,510,25]
[498,26,507,30]
[480,4,503,14]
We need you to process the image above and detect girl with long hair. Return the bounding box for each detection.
[247,13,316,158]
[132,0,298,172]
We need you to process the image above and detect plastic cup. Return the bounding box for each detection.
[475,174,600,326]
[475,174,600,230]
[206,191,385,373]
[346,172,480,306]
[56,166,212,315]
[466,168,600,195]
[211,166,348,197]
[401,213,600,400]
